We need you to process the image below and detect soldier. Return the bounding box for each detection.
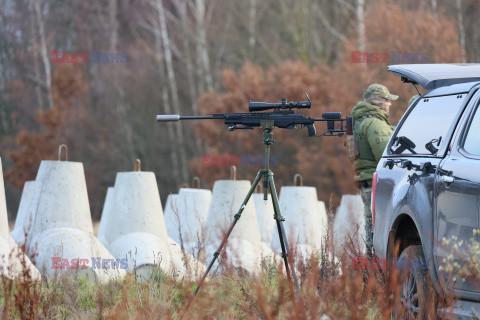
[350,83,398,256]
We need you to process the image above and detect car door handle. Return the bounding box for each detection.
[441,175,454,183]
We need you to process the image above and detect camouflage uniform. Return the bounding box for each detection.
[351,84,397,255]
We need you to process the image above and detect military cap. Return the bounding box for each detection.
[364,83,399,100]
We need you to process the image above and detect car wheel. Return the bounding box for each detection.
[392,245,436,319]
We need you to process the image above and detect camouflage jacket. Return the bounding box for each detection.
[351,101,394,182]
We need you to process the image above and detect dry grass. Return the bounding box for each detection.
[1,209,463,320]
[0,239,461,320]
[1,245,458,320]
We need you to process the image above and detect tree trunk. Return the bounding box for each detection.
[315,2,345,41]
[456,0,466,63]
[31,0,53,110]
[152,8,182,186]
[248,0,256,59]
[173,0,206,156]
[194,0,213,92]
[356,0,365,53]
[156,0,189,183]
[108,0,137,162]
[29,8,44,112]
[109,0,118,52]
[431,0,437,19]
[174,0,197,115]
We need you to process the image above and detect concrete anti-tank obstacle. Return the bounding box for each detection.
[0,238,10,277]
[108,231,171,279]
[8,236,41,280]
[103,160,172,275]
[167,237,207,280]
[163,193,178,218]
[103,160,204,279]
[253,184,276,246]
[0,159,10,242]
[165,177,212,258]
[7,181,42,280]
[0,168,10,276]
[318,200,329,236]
[271,174,328,260]
[0,241,10,276]
[29,162,93,235]
[0,159,41,280]
[163,181,186,218]
[97,187,114,247]
[10,181,37,247]
[333,194,366,255]
[98,186,205,280]
[25,146,125,282]
[204,166,264,274]
[252,185,279,262]
[0,157,10,276]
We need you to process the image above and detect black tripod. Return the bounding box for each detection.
[180,120,299,318]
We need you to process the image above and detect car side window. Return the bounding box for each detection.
[389,95,466,155]
[463,105,480,156]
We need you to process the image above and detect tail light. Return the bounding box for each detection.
[371,172,378,233]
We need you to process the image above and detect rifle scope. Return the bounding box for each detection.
[248,97,311,112]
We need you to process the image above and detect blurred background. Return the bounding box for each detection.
[0,0,478,222]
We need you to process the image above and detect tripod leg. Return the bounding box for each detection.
[267,171,300,292]
[180,170,264,319]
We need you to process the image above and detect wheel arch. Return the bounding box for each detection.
[386,213,423,260]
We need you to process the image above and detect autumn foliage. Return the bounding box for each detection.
[0,1,465,217]
[192,2,461,203]
[6,64,88,188]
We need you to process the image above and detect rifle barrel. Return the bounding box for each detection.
[180,116,215,120]
[156,115,214,122]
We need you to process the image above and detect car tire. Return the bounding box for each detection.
[391,245,437,320]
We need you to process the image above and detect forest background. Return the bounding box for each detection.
[0,0,478,221]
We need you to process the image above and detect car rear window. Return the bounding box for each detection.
[463,104,480,156]
[389,94,466,156]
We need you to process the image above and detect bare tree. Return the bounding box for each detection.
[154,0,189,183]
[192,0,213,92]
[456,0,466,62]
[170,0,207,156]
[29,11,44,111]
[356,0,366,53]
[172,0,198,115]
[31,0,53,110]
[152,20,182,185]
[431,0,438,19]
[248,0,256,59]
[109,0,118,52]
[107,0,139,163]
[315,2,346,42]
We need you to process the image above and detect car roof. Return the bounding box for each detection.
[388,64,480,90]
[423,81,480,97]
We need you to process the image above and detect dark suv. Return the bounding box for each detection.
[372,64,480,318]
